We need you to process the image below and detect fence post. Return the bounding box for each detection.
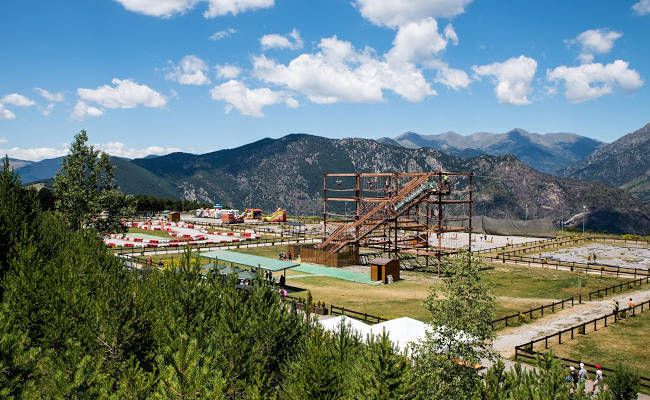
[558,331,562,344]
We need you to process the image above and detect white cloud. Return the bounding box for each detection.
[0,104,16,120]
[547,60,644,103]
[209,27,236,40]
[570,28,622,64]
[71,101,104,120]
[472,55,537,105]
[435,66,471,90]
[34,88,64,102]
[443,23,459,46]
[165,55,211,85]
[77,78,166,114]
[96,142,182,159]
[260,28,303,50]
[632,0,650,15]
[354,0,473,27]
[0,146,68,161]
[0,138,7,144]
[203,0,274,17]
[216,64,242,79]
[40,103,55,116]
[0,142,181,162]
[253,35,435,104]
[1,93,35,107]
[209,80,294,117]
[114,0,273,18]
[386,18,449,64]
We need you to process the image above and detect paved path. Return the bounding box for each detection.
[494,286,650,357]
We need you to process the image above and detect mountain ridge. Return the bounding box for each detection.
[559,123,650,202]
[378,128,603,173]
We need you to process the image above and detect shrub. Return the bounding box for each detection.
[518,313,529,323]
[608,363,641,400]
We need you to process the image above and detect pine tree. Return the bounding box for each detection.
[153,334,225,399]
[0,156,40,299]
[53,130,135,234]
[354,331,412,399]
[282,322,362,400]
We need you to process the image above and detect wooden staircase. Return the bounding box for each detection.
[317,174,437,253]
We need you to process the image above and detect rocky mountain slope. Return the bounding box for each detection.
[131,134,649,234]
[378,129,603,174]
[13,133,650,234]
[559,123,650,203]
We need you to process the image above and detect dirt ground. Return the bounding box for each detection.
[541,243,650,270]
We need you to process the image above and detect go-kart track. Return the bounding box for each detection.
[104,221,261,248]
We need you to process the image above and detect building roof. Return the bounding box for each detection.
[370,257,395,266]
[200,250,299,272]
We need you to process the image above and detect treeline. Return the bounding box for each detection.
[134,194,212,213]
[0,132,642,399]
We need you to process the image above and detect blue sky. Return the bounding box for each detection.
[1,0,649,161]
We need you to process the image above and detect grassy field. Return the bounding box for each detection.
[550,311,650,378]
[127,227,171,238]
[229,246,632,322]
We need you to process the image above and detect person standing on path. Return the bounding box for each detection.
[613,299,619,319]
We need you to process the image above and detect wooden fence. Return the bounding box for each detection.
[588,276,650,301]
[514,299,650,389]
[330,305,388,324]
[490,297,575,330]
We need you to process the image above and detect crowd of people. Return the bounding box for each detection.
[565,363,604,396]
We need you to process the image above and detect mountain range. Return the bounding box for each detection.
[10,125,650,234]
[378,129,603,174]
[558,123,650,203]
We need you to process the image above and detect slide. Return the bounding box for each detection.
[263,208,286,222]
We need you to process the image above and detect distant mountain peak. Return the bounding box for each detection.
[384,128,603,174]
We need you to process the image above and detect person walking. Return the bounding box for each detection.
[592,369,603,395]
[565,366,577,391]
[578,362,589,384]
[613,299,619,320]
[593,253,597,263]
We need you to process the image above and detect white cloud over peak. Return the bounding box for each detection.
[113,0,273,18]
[354,0,473,27]
[472,55,537,105]
[632,0,650,15]
[96,142,182,159]
[34,88,64,102]
[2,93,35,107]
[209,80,296,117]
[0,142,181,162]
[71,101,104,120]
[0,138,7,144]
[261,28,303,50]
[216,64,242,79]
[0,145,68,161]
[570,28,622,64]
[209,27,236,40]
[253,35,436,104]
[166,55,211,85]
[547,60,644,103]
[0,104,16,120]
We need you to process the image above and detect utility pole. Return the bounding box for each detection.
[582,205,586,235]
[525,203,528,221]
